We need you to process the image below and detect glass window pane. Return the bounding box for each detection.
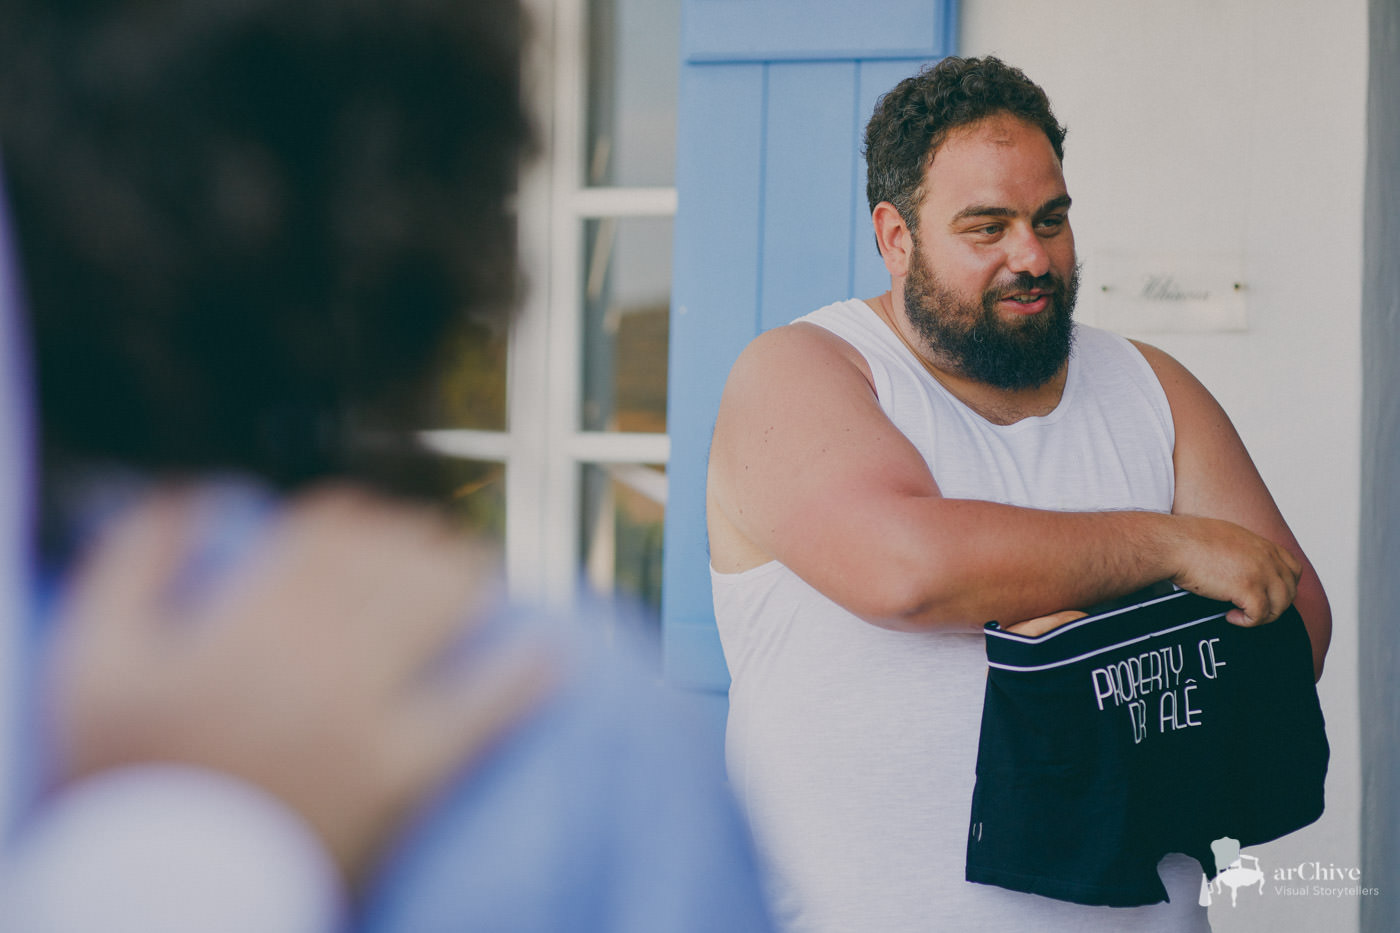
[581,217,671,433]
[580,462,666,644]
[440,458,506,559]
[585,0,680,187]
[422,311,509,430]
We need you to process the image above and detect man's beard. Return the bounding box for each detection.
[903,240,1079,391]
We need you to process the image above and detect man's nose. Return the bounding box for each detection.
[1005,226,1051,279]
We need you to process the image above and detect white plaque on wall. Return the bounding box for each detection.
[1081,251,1248,334]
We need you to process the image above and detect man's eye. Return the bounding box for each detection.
[1037,216,1065,231]
[975,224,1002,236]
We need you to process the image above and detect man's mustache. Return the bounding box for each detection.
[988,271,1061,299]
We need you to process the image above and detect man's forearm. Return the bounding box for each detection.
[827,499,1298,634]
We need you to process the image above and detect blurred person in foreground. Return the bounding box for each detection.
[0,1,773,930]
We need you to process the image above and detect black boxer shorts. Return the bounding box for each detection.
[964,586,1328,907]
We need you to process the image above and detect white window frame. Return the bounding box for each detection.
[420,0,674,610]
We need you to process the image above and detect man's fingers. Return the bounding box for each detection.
[1226,564,1297,627]
[393,638,559,799]
[195,486,493,659]
[269,497,501,687]
[1281,543,1303,580]
[1274,566,1299,618]
[58,489,197,636]
[194,483,383,634]
[1005,609,1087,637]
[1173,515,1303,629]
[317,638,556,884]
[339,521,502,683]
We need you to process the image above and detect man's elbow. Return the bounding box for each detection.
[1307,613,1330,683]
[1295,579,1331,683]
[840,568,968,633]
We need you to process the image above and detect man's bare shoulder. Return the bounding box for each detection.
[711,320,884,465]
[713,321,867,475]
[707,311,940,579]
[1126,338,1236,444]
[724,320,875,397]
[1127,339,1196,393]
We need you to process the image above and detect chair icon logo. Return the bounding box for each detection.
[1198,836,1265,908]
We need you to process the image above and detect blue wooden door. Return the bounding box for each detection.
[663,0,958,691]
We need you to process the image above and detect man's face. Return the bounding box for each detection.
[901,113,1078,390]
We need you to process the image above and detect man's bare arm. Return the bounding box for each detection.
[707,323,1300,633]
[1134,341,1331,679]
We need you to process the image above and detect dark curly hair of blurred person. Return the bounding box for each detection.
[863,55,1065,239]
[0,0,530,515]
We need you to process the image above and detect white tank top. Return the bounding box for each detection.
[712,299,1207,933]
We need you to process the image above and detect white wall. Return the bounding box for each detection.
[961,2,1368,931]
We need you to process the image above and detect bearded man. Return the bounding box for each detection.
[705,56,1330,933]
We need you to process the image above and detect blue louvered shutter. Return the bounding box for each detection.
[663,0,959,692]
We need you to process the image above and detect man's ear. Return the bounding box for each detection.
[872,201,912,279]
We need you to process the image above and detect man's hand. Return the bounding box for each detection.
[45,484,556,888]
[1167,514,1301,627]
[1004,610,1087,637]
[1006,516,1301,635]
[1134,340,1328,678]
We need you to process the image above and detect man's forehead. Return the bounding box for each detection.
[943,113,1032,149]
[921,114,1067,212]
[928,113,1058,166]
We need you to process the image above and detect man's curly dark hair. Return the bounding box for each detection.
[864,55,1066,237]
[0,0,529,498]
